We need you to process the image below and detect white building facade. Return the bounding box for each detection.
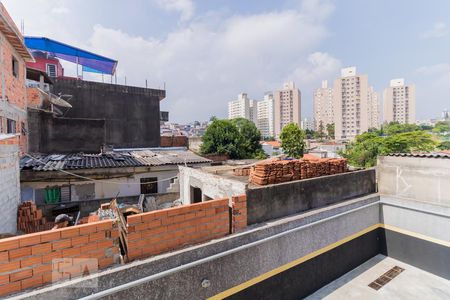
[256,93,275,138]
[313,80,334,131]
[274,81,301,138]
[228,93,257,123]
[383,78,416,124]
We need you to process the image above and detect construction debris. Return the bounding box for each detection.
[234,167,251,176]
[17,201,54,233]
[250,157,348,186]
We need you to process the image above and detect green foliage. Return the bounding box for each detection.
[432,121,450,133]
[384,122,420,136]
[279,123,306,158]
[437,141,450,150]
[254,151,268,160]
[326,123,335,139]
[201,118,263,159]
[304,129,315,139]
[419,124,433,131]
[341,131,437,168]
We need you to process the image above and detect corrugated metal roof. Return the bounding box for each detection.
[386,152,450,159]
[21,149,211,172]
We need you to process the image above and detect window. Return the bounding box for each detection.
[46,64,57,77]
[140,177,158,194]
[12,56,19,77]
[6,119,16,134]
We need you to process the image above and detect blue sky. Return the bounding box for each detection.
[4,0,450,123]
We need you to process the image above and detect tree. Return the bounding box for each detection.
[383,131,437,153]
[326,123,335,139]
[279,123,306,158]
[384,122,420,136]
[201,118,263,159]
[304,129,315,139]
[316,121,325,140]
[437,141,450,150]
[201,119,242,158]
[432,121,450,133]
[230,118,263,158]
[209,116,218,122]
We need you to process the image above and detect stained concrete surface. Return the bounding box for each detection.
[305,254,450,299]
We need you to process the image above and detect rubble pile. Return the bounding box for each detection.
[17,201,54,233]
[250,157,348,186]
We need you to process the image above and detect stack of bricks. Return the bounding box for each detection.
[17,202,53,234]
[234,167,251,176]
[250,158,348,186]
[126,198,231,261]
[0,220,120,297]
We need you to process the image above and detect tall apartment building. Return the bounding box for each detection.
[301,117,314,131]
[228,93,257,123]
[443,109,450,121]
[313,80,334,131]
[256,93,274,138]
[274,81,301,137]
[383,79,416,124]
[333,67,378,141]
[368,87,380,129]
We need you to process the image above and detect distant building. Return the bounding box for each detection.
[261,140,282,157]
[256,93,275,138]
[383,78,416,124]
[301,117,314,131]
[313,80,334,131]
[442,109,450,121]
[274,81,301,138]
[228,93,257,123]
[333,67,377,141]
[368,86,380,129]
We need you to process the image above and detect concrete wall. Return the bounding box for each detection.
[378,156,450,206]
[49,78,164,151]
[247,169,376,224]
[28,109,106,153]
[0,144,20,234]
[179,166,247,205]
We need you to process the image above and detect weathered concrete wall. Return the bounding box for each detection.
[50,78,164,151]
[377,156,450,206]
[188,136,202,153]
[28,109,106,153]
[247,169,376,225]
[0,144,20,234]
[179,166,247,205]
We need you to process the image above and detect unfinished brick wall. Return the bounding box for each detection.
[160,135,188,147]
[126,199,230,260]
[26,88,42,109]
[231,195,247,232]
[0,220,120,297]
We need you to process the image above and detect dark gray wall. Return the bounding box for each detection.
[247,169,377,225]
[28,78,166,154]
[28,109,106,153]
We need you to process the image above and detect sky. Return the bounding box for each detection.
[4,0,450,123]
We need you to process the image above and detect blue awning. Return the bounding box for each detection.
[24,36,117,75]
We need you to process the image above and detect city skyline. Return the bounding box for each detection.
[4,0,450,123]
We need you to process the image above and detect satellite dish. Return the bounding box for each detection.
[36,88,72,108]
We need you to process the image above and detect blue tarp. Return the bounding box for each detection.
[24,36,117,75]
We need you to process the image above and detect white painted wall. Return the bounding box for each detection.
[0,144,20,234]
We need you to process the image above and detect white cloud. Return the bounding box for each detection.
[51,6,70,15]
[154,0,194,22]
[86,1,336,121]
[421,22,449,39]
[415,63,450,86]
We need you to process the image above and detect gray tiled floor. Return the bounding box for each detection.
[306,254,450,299]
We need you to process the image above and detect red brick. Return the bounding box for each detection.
[31,243,52,255]
[97,239,113,249]
[0,260,20,273]
[147,219,162,228]
[98,257,113,269]
[52,239,71,250]
[111,230,119,238]
[18,233,41,247]
[0,238,19,252]
[0,251,8,263]
[33,263,52,275]
[96,220,112,231]
[142,210,168,222]
[0,274,9,285]
[126,214,142,225]
[21,274,43,290]
[60,227,80,239]
[40,230,61,243]
[0,281,21,297]
[10,269,32,282]
[135,222,149,231]
[20,255,42,268]
[62,247,81,258]
[9,246,31,260]
[78,224,97,235]
[80,242,98,253]
[71,235,89,246]
[42,250,62,263]
[88,249,105,259]
[89,231,105,242]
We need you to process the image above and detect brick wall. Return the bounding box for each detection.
[126,199,231,261]
[0,220,120,297]
[160,135,188,147]
[26,88,42,109]
[231,195,247,232]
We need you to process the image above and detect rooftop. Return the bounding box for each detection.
[20,148,211,171]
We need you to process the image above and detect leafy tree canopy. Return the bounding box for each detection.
[432,121,450,133]
[437,141,450,150]
[201,118,263,159]
[280,123,306,158]
[384,122,420,136]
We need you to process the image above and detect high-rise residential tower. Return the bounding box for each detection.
[274,81,301,138]
[333,67,376,140]
[228,93,257,123]
[383,79,416,124]
[313,80,334,131]
[368,87,380,129]
[256,93,275,138]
